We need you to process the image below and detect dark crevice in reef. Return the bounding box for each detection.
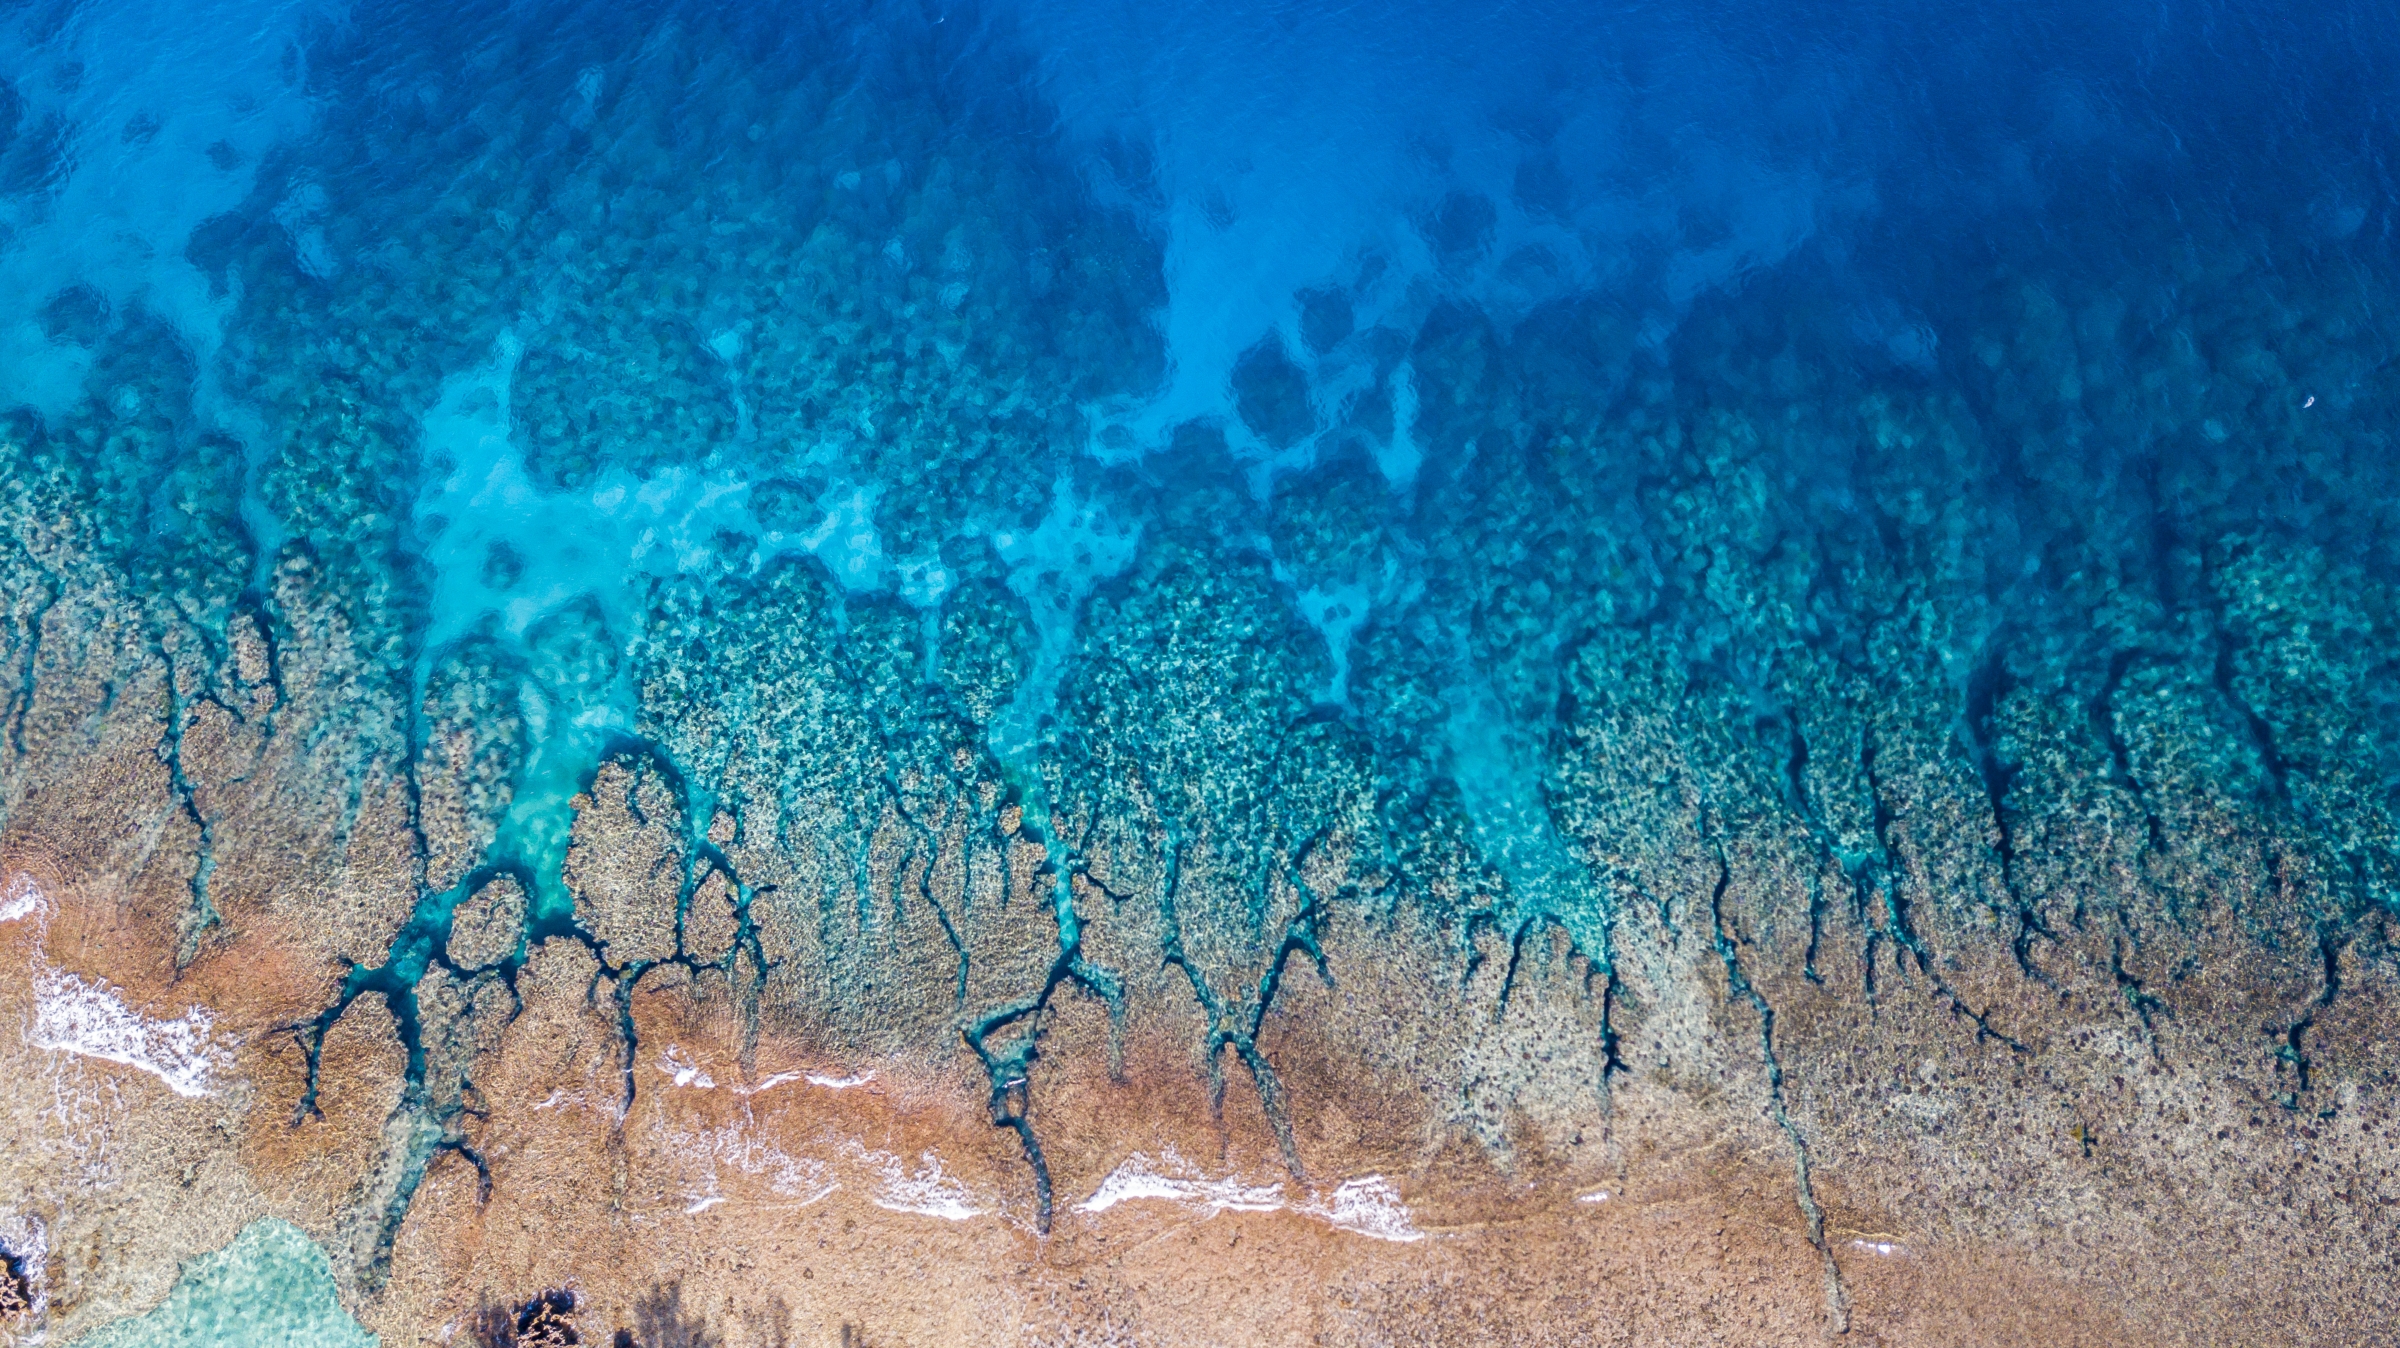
[2091,650,2184,1044]
[878,763,971,1008]
[1151,827,1309,1183]
[959,676,1361,1231]
[570,739,781,1122]
[1772,711,1834,987]
[1961,641,2061,985]
[1533,715,1634,1083]
[1496,905,1628,1082]
[155,640,222,965]
[2196,618,2382,1092]
[1703,821,1849,1336]
[960,956,1066,1232]
[290,960,441,1284]
[2094,648,2173,875]
[1069,863,1148,1080]
[285,872,517,1286]
[4,565,60,760]
[1253,837,1337,1031]
[695,846,777,1081]
[445,1134,496,1203]
[1856,729,2030,1054]
[399,690,441,942]
[236,593,293,737]
[1493,913,1536,1012]
[1458,909,1503,990]
[2109,932,2167,1050]
[1595,943,1630,1080]
[291,728,779,1285]
[2273,927,2347,1110]
[1247,825,1346,1151]
[1451,691,1633,1083]
[2211,627,2292,806]
[959,785,1126,1234]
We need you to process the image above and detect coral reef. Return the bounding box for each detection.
[0,1,2395,1345]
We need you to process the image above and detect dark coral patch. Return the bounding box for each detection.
[0,1248,31,1322]
[474,1290,580,1347]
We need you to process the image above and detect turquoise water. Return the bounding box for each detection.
[4,0,2397,1305]
[72,1221,375,1348]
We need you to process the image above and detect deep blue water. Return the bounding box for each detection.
[4,0,2399,1316]
[10,0,2394,451]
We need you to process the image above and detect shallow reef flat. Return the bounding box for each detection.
[1,1,2397,1345]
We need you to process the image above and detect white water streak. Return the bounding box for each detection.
[1076,1150,1285,1216]
[26,965,227,1098]
[857,1146,984,1221]
[668,1121,838,1213]
[1073,1151,1426,1242]
[1297,1176,1425,1243]
[7,873,230,1098]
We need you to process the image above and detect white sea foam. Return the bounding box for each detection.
[8,873,229,1098]
[659,1045,715,1089]
[1071,1153,1425,1242]
[1076,1151,1285,1216]
[669,1121,838,1213]
[0,872,47,924]
[26,963,230,1099]
[859,1148,984,1221]
[1299,1176,1425,1243]
[735,1071,807,1095]
[654,1055,872,1096]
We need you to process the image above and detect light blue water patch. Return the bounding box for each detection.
[1373,361,1422,492]
[416,330,871,658]
[1443,670,1604,950]
[409,329,954,915]
[0,0,322,585]
[75,1219,376,1348]
[1292,579,1375,705]
[986,474,1143,770]
[0,0,319,419]
[1283,549,1420,708]
[1026,0,1830,462]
